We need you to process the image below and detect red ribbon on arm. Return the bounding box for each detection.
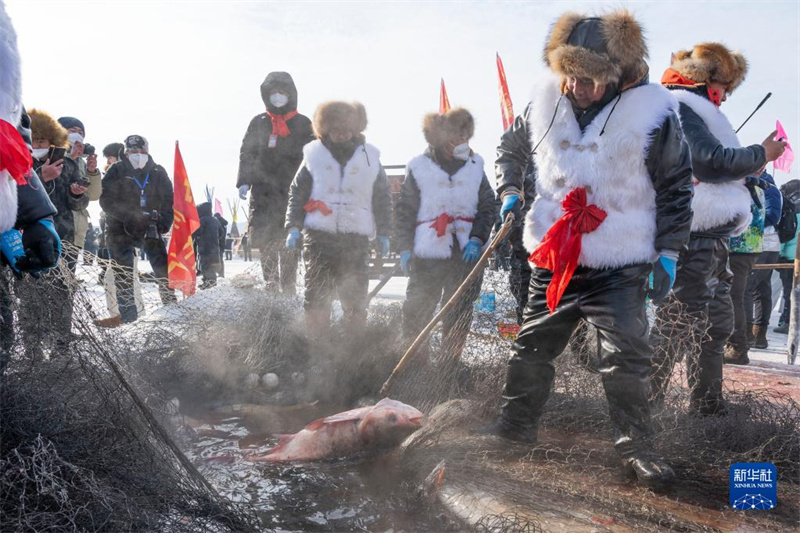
[429,213,455,237]
[267,110,298,138]
[304,199,333,216]
[528,187,607,313]
[0,119,32,185]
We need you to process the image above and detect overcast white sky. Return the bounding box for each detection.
[6,0,800,223]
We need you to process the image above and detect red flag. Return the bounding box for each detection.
[439,78,451,114]
[168,142,201,297]
[496,53,514,130]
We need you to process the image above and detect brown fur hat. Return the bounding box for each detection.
[312,101,368,139]
[28,108,69,148]
[422,107,475,148]
[670,43,748,93]
[544,9,648,88]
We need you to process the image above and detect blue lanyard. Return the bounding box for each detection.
[134,173,150,208]
[133,173,150,193]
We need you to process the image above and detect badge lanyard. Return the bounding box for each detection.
[133,173,150,208]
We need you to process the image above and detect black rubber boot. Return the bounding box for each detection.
[688,355,727,416]
[773,322,789,334]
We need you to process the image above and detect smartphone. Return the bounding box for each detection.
[47,146,66,163]
[74,176,90,187]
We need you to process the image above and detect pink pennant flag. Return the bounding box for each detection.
[774,120,794,173]
[214,198,224,216]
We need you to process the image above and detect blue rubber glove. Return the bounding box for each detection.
[400,250,411,277]
[1,229,25,274]
[378,236,390,258]
[285,228,300,250]
[648,255,677,304]
[500,194,520,222]
[462,239,482,263]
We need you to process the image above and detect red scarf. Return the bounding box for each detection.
[528,188,606,313]
[661,67,721,107]
[267,110,298,138]
[0,119,31,185]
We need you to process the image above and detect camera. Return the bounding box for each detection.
[83,143,96,156]
[144,210,161,241]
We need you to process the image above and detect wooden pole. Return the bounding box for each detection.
[380,214,515,397]
[788,239,800,365]
[367,264,401,305]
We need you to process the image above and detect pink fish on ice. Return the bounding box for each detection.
[249,398,423,462]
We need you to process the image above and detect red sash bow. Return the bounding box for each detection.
[418,213,476,237]
[0,119,32,185]
[528,187,606,313]
[267,110,298,138]
[304,199,333,216]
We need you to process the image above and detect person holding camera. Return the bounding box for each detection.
[58,117,102,255]
[23,109,88,348]
[100,135,176,324]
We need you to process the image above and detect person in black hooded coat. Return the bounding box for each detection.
[194,202,222,288]
[236,71,314,293]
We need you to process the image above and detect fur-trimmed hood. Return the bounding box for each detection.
[422,107,475,148]
[312,101,367,139]
[29,109,69,148]
[669,42,748,93]
[544,9,648,89]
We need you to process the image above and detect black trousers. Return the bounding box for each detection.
[110,237,175,323]
[746,251,779,327]
[303,233,369,323]
[501,264,655,459]
[508,229,532,326]
[261,239,300,294]
[403,254,483,359]
[728,253,757,351]
[779,258,793,325]
[651,234,733,413]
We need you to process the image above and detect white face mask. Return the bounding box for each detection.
[128,153,148,170]
[68,132,84,145]
[269,93,289,108]
[32,148,50,160]
[452,142,471,161]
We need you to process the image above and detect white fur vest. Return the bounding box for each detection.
[407,153,484,259]
[0,174,17,233]
[523,77,677,269]
[674,91,752,234]
[303,140,381,237]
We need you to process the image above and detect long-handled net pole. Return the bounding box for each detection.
[380,214,515,397]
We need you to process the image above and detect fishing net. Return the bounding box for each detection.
[2,230,799,532]
[0,242,256,532]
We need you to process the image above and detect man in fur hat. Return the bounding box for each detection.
[480,9,694,488]
[650,43,787,414]
[237,72,314,294]
[285,101,391,333]
[395,108,497,359]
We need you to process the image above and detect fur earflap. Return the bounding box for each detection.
[28,109,69,148]
[422,107,475,148]
[312,101,368,139]
[670,43,748,93]
[544,8,648,88]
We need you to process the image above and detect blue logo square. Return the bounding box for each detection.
[730,463,777,510]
